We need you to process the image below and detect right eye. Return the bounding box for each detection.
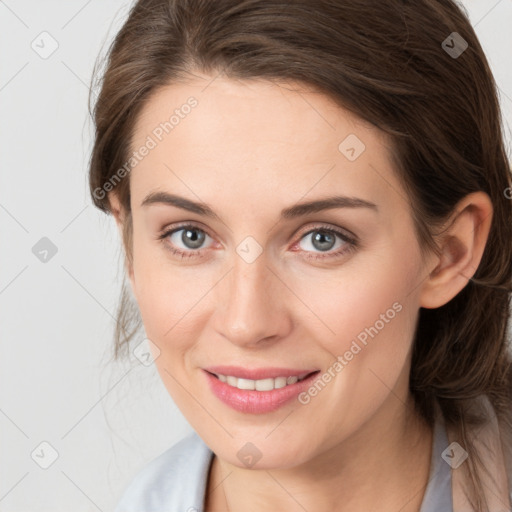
[158,223,214,259]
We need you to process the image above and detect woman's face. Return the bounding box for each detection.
[121,73,433,469]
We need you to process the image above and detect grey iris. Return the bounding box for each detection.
[182,228,205,249]
[312,230,335,251]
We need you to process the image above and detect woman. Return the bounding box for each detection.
[88,0,512,510]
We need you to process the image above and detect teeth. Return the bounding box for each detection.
[216,373,304,391]
[274,377,287,389]
[237,378,255,390]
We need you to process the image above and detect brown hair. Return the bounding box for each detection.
[88,0,512,508]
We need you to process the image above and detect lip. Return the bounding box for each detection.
[204,365,318,381]
[203,367,321,414]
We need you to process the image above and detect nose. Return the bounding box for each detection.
[213,250,292,348]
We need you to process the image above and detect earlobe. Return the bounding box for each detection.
[419,192,493,309]
[108,191,124,230]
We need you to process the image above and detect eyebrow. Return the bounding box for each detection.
[141,191,378,220]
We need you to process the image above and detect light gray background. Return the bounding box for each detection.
[1,1,511,511]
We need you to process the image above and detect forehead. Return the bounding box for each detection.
[132,74,381,154]
[128,74,405,216]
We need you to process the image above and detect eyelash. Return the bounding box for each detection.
[156,222,358,261]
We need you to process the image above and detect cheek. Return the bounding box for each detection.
[286,254,422,444]
[294,242,422,391]
[130,233,215,359]
[297,244,419,342]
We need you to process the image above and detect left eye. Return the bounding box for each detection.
[298,228,347,253]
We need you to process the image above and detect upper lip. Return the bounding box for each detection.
[203,365,319,381]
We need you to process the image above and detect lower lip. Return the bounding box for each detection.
[203,370,320,414]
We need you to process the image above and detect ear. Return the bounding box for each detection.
[108,191,124,229]
[108,191,135,289]
[419,191,493,309]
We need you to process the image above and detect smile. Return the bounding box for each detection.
[212,373,311,391]
[203,367,321,414]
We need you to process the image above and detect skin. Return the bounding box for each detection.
[109,72,493,511]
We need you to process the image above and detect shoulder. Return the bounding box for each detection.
[114,430,214,512]
[448,395,512,512]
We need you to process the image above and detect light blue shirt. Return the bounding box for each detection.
[114,419,452,511]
